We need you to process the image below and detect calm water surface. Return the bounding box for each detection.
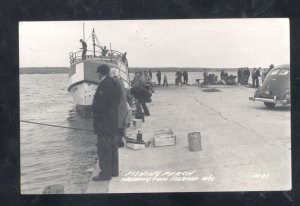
[20,74,97,194]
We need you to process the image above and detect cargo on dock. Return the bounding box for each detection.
[86,84,290,193]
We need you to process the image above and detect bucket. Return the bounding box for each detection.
[188,132,201,151]
[132,119,142,129]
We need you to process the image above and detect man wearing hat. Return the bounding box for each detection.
[92,64,122,181]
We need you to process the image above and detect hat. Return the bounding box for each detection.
[97,64,110,75]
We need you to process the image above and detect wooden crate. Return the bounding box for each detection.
[153,129,176,147]
[126,142,146,150]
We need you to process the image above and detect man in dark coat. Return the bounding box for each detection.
[237,68,242,84]
[183,70,188,84]
[251,68,256,88]
[220,70,225,80]
[156,70,162,85]
[131,73,151,116]
[148,70,152,79]
[92,64,122,181]
[255,67,261,88]
[244,68,250,85]
[175,69,182,85]
[80,39,87,60]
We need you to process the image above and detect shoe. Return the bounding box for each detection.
[118,140,125,148]
[112,174,119,177]
[92,175,111,181]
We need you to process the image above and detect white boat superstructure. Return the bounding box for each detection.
[68,28,130,114]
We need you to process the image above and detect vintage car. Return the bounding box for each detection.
[249,64,290,108]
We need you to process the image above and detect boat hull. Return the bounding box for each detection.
[68,59,130,115]
[69,81,98,106]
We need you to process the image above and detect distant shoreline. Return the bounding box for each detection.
[20,67,239,74]
[20,67,69,74]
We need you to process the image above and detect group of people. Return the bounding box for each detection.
[90,63,277,181]
[175,70,189,85]
[155,70,168,87]
[237,67,251,85]
[155,71,168,87]
[155,70,188,87]
[249,64,274,88]
[79,39,128,65]
[236,64,274,88]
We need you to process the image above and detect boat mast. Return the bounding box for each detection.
[83,23,85,41]
[110,42,112,62]
[92,28,96,57]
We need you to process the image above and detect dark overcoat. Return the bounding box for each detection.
[92,76,121,137]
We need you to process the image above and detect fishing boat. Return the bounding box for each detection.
[68,28,130,115]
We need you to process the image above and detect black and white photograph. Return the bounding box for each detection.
[19,19,290,194]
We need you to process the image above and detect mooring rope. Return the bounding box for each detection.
[20,120,94,132]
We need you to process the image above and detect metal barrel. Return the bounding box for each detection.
[188,132,202,152]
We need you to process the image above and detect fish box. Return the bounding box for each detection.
[126,140,145,150]
[125,137,145,150]
[153,129,176,147]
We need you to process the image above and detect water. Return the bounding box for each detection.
[20,71,234,194]
[20,74,97,194]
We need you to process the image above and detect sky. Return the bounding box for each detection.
[19,19,290,68]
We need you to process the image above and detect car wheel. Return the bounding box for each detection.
[264,102,275,108]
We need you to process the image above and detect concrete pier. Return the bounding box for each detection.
[86,84,291,193]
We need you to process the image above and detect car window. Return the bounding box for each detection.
[278,69,289,75]
[270,69,280,75]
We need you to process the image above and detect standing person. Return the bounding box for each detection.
[131,73,151,116]
[92,64,122,181]
[266,64,274,75]
[237,68,242,84]
[102,46,108,56]
[175,69,182,85]
[163,73,168,87]
[122,52,128,66]
[261,68,267,83]
[109,68,131,148]
[144,71,149,81]
[255,67,261,88]
[80,39,87,60]
[156,70,161,85]
[122,52,127,62]
[203,69,208,85]
[183,70,188,84]
[251,68,256,88]
[244,67,250,85]
[148,70,152,79]
[220,70,225,80]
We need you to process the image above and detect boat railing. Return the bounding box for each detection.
[69,49,127,64]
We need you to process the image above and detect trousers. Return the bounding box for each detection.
[136,101,150,116]
[97,133,119,178]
